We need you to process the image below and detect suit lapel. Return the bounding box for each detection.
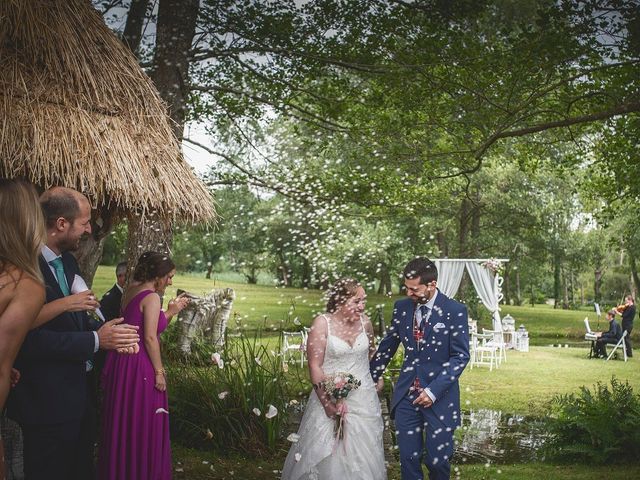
[406,301,418,351]
[62,254,85,330]
[61,253,76,293]
[39,255,64,298]
[423,289,447,341]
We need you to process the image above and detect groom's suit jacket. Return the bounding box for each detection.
[8,253,100,426]
[370,290,470,427]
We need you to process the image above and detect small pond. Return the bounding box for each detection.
[455,408,548,464]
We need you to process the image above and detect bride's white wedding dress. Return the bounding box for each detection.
[281,315,386,480]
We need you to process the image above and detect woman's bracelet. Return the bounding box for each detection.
[155,368,166,375]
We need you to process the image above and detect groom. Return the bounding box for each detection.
[371,257,470,480]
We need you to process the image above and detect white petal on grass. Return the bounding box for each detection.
[211,352,224,369]
[287,433,300,442]
[218,391,229,400]
[254,357,262,366]
[265,404,278,419]
[253,408,261,416]
[155,408,169,414]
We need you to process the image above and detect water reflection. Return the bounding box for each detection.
[456,408,547,463]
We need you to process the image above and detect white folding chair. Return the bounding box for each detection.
[282,331,306,367]
[470,332,499,371]
[483,328,507,364]
[606,330,628,362]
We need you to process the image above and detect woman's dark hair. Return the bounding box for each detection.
[326,278,361,313]
[133,251,175,282]
[403,257,438,285]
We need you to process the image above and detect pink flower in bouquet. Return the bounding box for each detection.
[334,377,346,389]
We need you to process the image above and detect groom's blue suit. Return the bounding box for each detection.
[370,290,470,480]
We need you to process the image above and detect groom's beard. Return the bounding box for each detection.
[411,295,429,304]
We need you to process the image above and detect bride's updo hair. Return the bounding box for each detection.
[326,278,361,313]
[133,251,175,282]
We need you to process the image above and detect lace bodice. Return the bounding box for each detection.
[321,315,374,389]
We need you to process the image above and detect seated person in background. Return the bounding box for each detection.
[594,310,623,358]
[100,262,127,321]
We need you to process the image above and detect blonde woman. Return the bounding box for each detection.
[0,179,47,478]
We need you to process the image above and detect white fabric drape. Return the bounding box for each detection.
[465,261,502,330]
[434,260,466,298]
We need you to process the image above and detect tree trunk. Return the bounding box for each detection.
[436,230,448,257]
[457,198,471,257]
[569,270,575,306]
[515,267,522,306]
[125,211,173,283]
[301,257,312,288]
[594,267,603,304]
[562,268,569,310]
[377,263,392,295]
[206,262,213,279]
[152,0,199,140]
[122,0,149,55]
[73,207,115,286]
[630,252,640,298]
[469,193,481,257]
[553,253,561,309]
[124,0,200,279]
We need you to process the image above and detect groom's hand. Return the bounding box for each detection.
[412,390,433,408]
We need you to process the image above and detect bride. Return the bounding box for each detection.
[282,278,386,480]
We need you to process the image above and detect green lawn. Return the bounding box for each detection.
[172,446,640,480]
[93,266,640,478]
[92,266,638,345]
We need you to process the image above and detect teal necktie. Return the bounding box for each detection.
[49,257,70,296]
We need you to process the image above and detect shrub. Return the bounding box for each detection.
[544,376,640,464]
[168,330,299,454]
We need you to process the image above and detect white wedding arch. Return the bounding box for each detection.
[433,258,509,330]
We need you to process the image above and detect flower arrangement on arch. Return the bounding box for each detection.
[481,258,503,274]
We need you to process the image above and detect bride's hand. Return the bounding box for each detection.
[323,401,338,419]
[375,377,384,393]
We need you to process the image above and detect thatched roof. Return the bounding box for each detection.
[0,0,215,222]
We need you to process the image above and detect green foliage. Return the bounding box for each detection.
[544,377,640,464]
[168,330,299,454]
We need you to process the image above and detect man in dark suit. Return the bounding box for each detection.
[8,187,139,480]
[619,295,635,358]
[594,309,623,358]
[99,262,127,321]
[370,257,470,480]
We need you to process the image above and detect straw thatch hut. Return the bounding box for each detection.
[0,0,216,281]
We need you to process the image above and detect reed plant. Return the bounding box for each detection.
[168,329,306,454]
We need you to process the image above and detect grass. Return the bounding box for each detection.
[172,446,640,479]
[459,346,640,415]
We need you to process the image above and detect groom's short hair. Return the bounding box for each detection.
[403,257,438,285]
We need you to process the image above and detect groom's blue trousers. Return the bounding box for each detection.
[395,393,454,480]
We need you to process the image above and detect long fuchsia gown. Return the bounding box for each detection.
[98,290,172,480]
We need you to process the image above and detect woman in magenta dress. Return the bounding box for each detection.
[98,251,189,480]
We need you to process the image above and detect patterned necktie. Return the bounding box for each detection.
[419,305,431,328]
[49,257,70,296]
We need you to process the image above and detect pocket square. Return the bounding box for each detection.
[433,322,446,329]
